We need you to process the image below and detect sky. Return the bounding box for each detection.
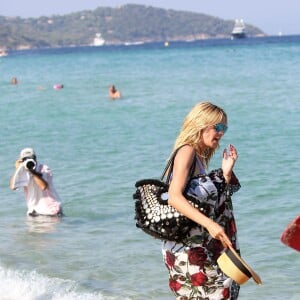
[1,0,299,36]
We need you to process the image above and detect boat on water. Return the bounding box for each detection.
[0,49,8,57]
[92,33,105,46]
[231,19,246,39]
[124,41,144,46]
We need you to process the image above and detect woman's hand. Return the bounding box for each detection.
[206,219,232,248]
[222,144,238,182]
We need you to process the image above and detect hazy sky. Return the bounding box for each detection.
[2,0,299,35]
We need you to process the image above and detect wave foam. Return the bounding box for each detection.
[0,265,120,300]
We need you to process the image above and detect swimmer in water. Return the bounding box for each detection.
[109,85,121,99]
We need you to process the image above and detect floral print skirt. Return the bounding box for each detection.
[162,241,240,300]
[161,168,241,299]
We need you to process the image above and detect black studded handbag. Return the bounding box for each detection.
[133,147,210,242]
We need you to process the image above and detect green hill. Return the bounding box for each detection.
[0,4,265,50]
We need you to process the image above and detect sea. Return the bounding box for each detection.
[0,35,299,300]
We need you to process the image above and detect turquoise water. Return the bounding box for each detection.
[0,36,300,299]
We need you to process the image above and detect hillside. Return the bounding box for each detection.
[0,4,265,50]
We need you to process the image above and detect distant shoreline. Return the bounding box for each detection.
[3,34,271,52]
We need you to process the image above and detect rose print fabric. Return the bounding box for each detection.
[162,169,240,300]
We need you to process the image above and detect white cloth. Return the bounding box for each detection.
[11,165,31,189]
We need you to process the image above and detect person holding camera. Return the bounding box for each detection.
[10,148,62,217]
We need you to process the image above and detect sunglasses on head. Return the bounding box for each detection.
[214,123,228,134]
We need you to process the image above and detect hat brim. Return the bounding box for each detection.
[217,246,262,285]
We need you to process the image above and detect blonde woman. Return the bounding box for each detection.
[162,102,240,299]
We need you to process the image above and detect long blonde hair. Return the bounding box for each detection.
[173,101,227,169]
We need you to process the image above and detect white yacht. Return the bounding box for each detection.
[93,33,105,46]
[231,19,246,39]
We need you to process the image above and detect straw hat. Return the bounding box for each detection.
[217,246,262,285]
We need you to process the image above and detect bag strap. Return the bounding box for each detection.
[160,146,196,184]
[160,148,179,181]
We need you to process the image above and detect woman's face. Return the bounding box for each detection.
[201,119,227,149]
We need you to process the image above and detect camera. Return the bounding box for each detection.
[23,158,36,170]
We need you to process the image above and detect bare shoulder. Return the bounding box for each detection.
[177,144,195,156]
[175,145,195,166]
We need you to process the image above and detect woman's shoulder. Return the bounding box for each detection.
[174,145,195,165]
[176,144,195,155]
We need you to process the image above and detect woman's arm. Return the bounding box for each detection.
[168,145,232,247]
